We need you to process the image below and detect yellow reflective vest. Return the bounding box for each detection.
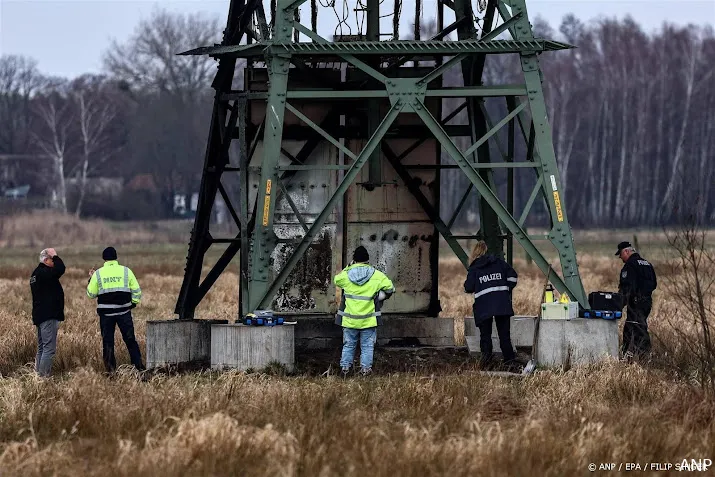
[87,260,142,317]
[334,263,395,329]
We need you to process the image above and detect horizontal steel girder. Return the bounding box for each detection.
[242,123,472,139]
[179,39,573,57]
[223,85,527,101]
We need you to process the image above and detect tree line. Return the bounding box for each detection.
[0,10,219,219]
[0,9,712,226]
[446,15,715,228]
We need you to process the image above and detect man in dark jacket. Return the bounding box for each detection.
[29,247,66,377]
[616,241,657,359]
[464,241,518,368]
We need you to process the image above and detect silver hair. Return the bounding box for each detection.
[39,249,51,263]
[625,246,636,254]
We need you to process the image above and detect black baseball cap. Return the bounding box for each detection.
[615,241,631,256]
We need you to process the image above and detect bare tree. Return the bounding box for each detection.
[695,90,715,222]
[0,55,44,154]
[543,16,585,203]
[659,29,703,217]
[101,8,222,217]
[68,76,120,217]
[102,8,221,102]
[661,210,715,395]
[125,91,212,216]
[33,88,73,213]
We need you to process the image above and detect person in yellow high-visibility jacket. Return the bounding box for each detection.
[334,246,395,377]
[86,247,144,372]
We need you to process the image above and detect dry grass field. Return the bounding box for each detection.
[0,213,713,476]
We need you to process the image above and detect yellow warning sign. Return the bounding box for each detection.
[553,191,564,222]
[262,195,271,226]
[266,179,272,195]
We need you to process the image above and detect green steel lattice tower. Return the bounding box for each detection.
[173,0,589,320]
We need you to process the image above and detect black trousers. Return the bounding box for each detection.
[477,315,516,364]
[622,297,652,357]
[99,312,144,372]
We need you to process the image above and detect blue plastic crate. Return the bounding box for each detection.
[579,309,622,320]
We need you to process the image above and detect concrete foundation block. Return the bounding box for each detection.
[535,318,619,367]
[211,324,295,372]
[378,317,455,347]
[465,335,480,355]
[293,316,342,349]
[290,315,455,349]
[464,316,535,354]
[146,319,228,369]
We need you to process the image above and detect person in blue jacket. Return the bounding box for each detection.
[464,240,518,368]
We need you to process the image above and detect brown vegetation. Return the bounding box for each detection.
[0,230,713,476]
[0,211,192,248]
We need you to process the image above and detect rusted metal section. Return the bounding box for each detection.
[343,223,434,312]
[249,139,339,313]
[246,66,441,316]
[344,136,438,314]
[270,140,338,313]
[248,69,341,314]
[246,71,346,315]
[343,68,440,315]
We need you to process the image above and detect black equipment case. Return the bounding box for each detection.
[588,291,624,311]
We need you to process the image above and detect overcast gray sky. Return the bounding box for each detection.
[1,0,714,78]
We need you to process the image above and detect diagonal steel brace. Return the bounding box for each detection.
[413,101,585,308]
[251,101,404,310]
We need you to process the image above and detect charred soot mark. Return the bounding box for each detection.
[381,229,399,243]
[417,247,423,280]
[408,235,419,248]
[402,236,408,242]
[273,231,333,312]
[369,234,377,242]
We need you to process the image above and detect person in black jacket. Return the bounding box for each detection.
[464,240,518,368]
[29,248,66,377]
[616,241,657,360]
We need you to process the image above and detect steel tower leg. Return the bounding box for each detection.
[175,0,258,319]
[507,0,586,303]
[247,1,293,311]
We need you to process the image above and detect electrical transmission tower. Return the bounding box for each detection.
[174,0,588,320]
